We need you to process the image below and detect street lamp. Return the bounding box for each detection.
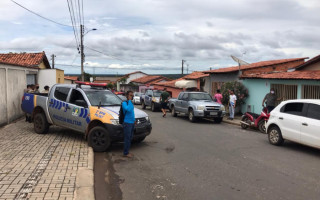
[80,26,97,81]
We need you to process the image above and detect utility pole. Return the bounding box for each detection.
[181,59,185,75]
[51,54,55,69]
[80,24,84,81]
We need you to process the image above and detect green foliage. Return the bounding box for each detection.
[84,72,92,82]
[220,81,249,106]
[119,77,127,84]
[107,83,113,89]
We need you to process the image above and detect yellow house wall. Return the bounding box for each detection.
[38,62,47,69]
[56,69,64,83]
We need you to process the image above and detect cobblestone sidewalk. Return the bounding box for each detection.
[0,119,92,200]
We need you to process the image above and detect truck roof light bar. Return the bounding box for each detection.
[75,81,108,88]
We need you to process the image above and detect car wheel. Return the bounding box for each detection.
[171,106,177,117]
[141,101,146,109]
[151,103,156,112]
[268,126,284,146]
[214,117,223,123]
[241,116,249,129]
[133,136,146,143]
[188,109,196,123]
[258,120,267,134]
[34,112,49,134]
[88,126,111,152]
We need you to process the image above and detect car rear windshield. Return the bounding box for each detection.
[153,91,162,97]
[134,92,141,96]
[189,93,212,101]
[84,90,122,106]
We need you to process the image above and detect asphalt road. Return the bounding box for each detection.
[95,107,320,200]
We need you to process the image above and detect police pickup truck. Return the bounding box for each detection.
[21,82,152,152]
[168,92,225,123]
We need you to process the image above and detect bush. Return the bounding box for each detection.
[220,81,249,106]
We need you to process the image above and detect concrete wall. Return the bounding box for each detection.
[0,64,38,126]
[38,69,58,91]
[64,79,73,84]
[203,77,211,94]
[56,69,64,84]
[242,79,320,114]
[301,62,320,71]
[126,73,147,84]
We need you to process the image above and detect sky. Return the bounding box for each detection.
[0,0,319,74]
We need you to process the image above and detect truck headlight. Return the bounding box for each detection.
[197,105,205,111]
[110,119,120,125]
[145,116,150,121]
[220,105,225,111]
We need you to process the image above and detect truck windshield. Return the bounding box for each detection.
[153,91,162,97]
[189,93,212,101]
[85,90,122,106]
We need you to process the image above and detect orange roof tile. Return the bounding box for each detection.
[203,58,307,74]
[64,76,79,81]
[131,75,170,84]
[241,70,320,80]
[0,52,50,68]
[153,71,207,88]
[93,80,115,84]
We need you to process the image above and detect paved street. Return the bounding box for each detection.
[0,120,92,200]
[97,108,320,200]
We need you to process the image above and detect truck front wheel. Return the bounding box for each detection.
[188,109,196,123]
[34,112,49,134]
[88,126,111,152]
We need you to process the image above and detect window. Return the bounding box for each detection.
[178,93,184,100]
[85,90,122,106]
[54,87,70,101]
[281,103,304,116]
[302,85,320,99]
[181,93,189,101]
[69,89,87,107]
[271,84,298,106]
[306,104,320,120]
[189,93,212,101]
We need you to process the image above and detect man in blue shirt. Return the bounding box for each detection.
[122,91,135,158]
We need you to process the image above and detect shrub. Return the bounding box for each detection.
[220,81,249,106]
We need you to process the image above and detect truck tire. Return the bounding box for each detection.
[34,112,49,134]
[88,126,111,152]
[171,106,177,117]
[258,120,267,134]
[188,109,196,123]
[214,117,223,123]
[133,136,146,143]
[141,101,146,109]
[151,103,156,112]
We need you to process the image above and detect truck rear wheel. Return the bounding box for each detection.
[88,126,111,152]
[34,112,49,134]
[151,103,156,112]
[141,101,146,109]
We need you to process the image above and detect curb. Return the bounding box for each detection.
[74,147,95,200]
[222,119,241,126]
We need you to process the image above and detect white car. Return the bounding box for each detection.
[266,99,320,149]
[133,92,142,105]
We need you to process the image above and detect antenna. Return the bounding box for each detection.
[231,55,249,71]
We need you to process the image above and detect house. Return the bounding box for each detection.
[130,75,170,93]
[153,72,209,98]
[38,68,64,90]
[240,55,320,114]
[203,57,307,96]
[116,71,148,92]
[0,52,51,126]
[64,76,79,84]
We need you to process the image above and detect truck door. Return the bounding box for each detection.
[180,93,189,113]
[145,90,151,106]
[66,89,90,132]
[48,86,71,128]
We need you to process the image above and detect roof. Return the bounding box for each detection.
[131,75,170,84]
[203,58,307,74]
[0,52,51,69]
[154,71,207,88]
[64,76,79,81]
[240,70,320,80]
[296,54,320,70]
[116,71,148,82]
[93,80,115,84]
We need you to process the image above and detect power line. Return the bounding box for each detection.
[67,0,80,50]
[11,0,73,27]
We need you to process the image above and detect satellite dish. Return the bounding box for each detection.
[231,55,249,66]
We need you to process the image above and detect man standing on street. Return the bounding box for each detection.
[160,88,170,117]
[262,88,283,113]
[122,91,135,158]
[228,90,237,120]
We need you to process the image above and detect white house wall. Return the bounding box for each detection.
[38,69,57,91]
[126,73,147,84]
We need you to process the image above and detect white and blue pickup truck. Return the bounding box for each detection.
[21,82,152,152]
[168,92,226,123]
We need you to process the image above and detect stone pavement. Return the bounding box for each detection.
[0,119,94,200]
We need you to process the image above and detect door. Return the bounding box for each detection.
[48,86,71,127]
[180,93,189,113]
[145,90,152,106]
[277,102,305,142]
[66,89,89,132]
[301,103,320,148]
[175,93,183,111]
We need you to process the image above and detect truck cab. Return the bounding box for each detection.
[141,89,163,112]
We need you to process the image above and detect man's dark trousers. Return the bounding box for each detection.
[123,122,134,155]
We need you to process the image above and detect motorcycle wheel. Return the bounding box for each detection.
[258,120,267,134]
[241,116,249,129]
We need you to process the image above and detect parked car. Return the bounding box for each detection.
[117,95,127,101]
[133,92,142,105]
[21,82,152,152]
[141,90,163,112]
[168,92,225,123]
[266,99,320,149]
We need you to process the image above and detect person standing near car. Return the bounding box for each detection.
[160,88,170,117]
[262,88,283,113]
[122,91,135,158]
[214,89,223,104]
[228,90,237,120]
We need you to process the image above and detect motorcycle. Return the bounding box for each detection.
[240,107,270,133]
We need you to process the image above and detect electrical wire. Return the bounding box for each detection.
[11,0,73,27]
[67,0,80,50]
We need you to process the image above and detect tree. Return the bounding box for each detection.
[220,81,249,106]
[84,72,92,82]
[107,83,113,89]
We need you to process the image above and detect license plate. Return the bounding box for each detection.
[210,112,217,115]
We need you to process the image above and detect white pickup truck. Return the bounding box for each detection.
[168,92,225,123]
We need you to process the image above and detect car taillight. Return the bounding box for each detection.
[22,95,25,101]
